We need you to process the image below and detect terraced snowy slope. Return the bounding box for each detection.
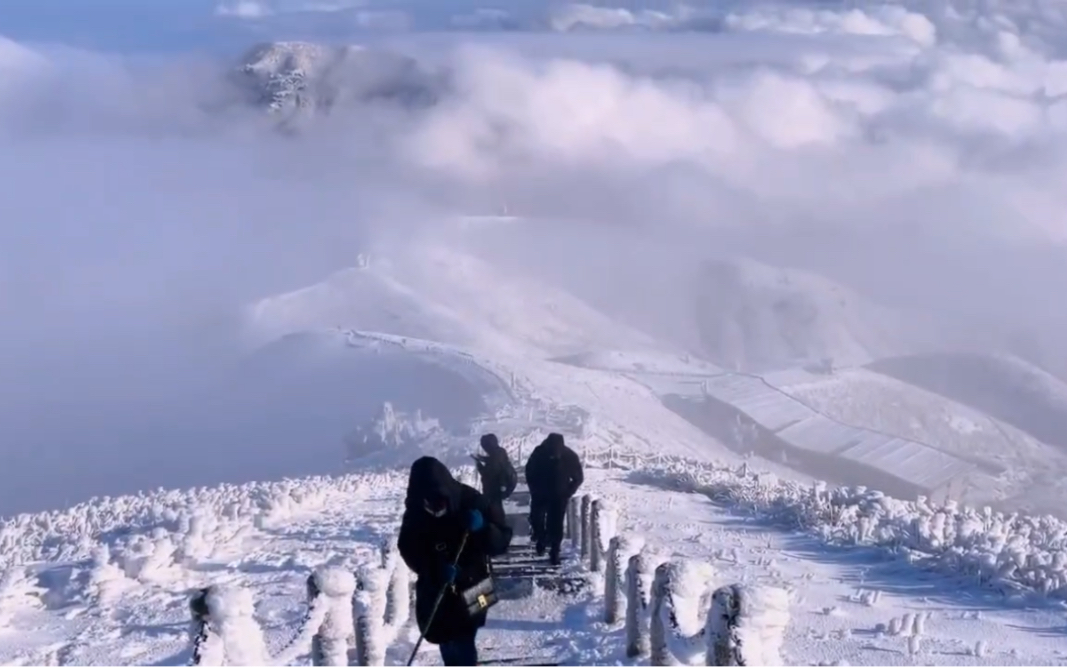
[763,367,1067,514]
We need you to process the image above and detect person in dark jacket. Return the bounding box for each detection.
[397,456,513,666]
[472,433,518,517]
[524,432,583,565]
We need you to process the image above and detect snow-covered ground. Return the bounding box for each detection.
[12,0,1067,661]
[243,241,661,359]
[6,462,1067,665]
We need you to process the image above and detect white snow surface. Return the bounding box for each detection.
[14,0,1067,660]
[6,461,1067,665]
[243,241,660,358]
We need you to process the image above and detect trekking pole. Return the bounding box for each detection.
[406,531,471,666]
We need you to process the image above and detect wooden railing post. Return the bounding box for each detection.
[707,584,743,666]
[311,568,357,667]
[385,553,410,630]
[567,496,579,543]
[580,494,592,562]
[353,566,390,666]
[309,575,325,666]
[188,585,268,666]
[590,499,602,573]
[604,535,645,625]
[625,552,649,658]
[649,563,672,666]
[649,559,716,666]
[189,588,223,666]
[706,583,789,666]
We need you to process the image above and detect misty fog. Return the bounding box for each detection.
[3,0,1067,516]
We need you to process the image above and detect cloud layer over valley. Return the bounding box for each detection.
[3,0,1067,513]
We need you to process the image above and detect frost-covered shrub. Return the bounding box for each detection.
[632,461,1067,600]
[0,470,406,570]
[343,402,442,463]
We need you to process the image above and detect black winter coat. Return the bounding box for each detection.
[475,441,518,502]
[524,433,584,501]
[397,457,513,645]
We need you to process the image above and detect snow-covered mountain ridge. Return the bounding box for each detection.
[235,234,1067,519]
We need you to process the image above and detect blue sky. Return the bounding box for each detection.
[0,0,239,52]
[0,0,556,53]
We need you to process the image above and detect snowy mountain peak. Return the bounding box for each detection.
[236,41,361,113]
[232,40,441,116]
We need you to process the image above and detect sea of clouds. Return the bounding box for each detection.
[3,0,1067,512]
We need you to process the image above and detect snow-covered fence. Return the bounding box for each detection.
[612,553,790,666]
[605,535,644,625]
[186,584,271,666]
[578,478,789,667]
[624,550,652,658]
[580,495,591,561]
[347,537,412,666]
[567,495,579,543]
[500,439,697,475]
[565,493,618,575]
[706,583,790,666]
[649,560,715,666]
[533,439,1067,602]
[186,544,412,666]
[309,570,357,666]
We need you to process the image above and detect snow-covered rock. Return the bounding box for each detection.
[343,402,444,463]
[231,41,442,118]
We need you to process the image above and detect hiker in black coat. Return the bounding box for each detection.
[524,432,583,565]
[397,456,513,666]
[472,433,518,517]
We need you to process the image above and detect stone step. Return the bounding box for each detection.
[534,575,586,595]
[504,513,531,537]
[509,490,531,506]
[494,567,561,581]
[494,577,534,600]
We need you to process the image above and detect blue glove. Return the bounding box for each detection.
[443,563,458,584]
[465,509,485,533]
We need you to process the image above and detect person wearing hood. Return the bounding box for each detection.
[524,432,583,565]
[471,433,518,517]
[397,456,513,666]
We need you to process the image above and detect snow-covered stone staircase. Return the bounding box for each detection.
[493,470,586,599]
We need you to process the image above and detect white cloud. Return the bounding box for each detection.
[549,4,680,32]
[216,0,273,19]
[216,0,368,19]
[7,0,1067,510]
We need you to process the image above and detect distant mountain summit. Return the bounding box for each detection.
[231,40,443,118]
